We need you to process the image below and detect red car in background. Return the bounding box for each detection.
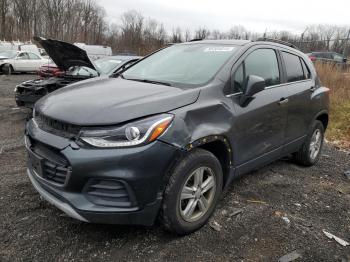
[37,62,64,77]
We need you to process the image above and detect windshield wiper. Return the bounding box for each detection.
[124,77,172,86]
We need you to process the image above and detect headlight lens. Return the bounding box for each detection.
[79,114,173,148]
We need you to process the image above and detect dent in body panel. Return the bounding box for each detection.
[159,87,235,169]
[161,99,234,148]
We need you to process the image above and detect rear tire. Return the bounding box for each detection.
[294,120,324,166]
[161,148,223,235]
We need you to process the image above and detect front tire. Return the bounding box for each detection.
[161,148,223,235]
[3,64,13,75]
[294,120,324,166]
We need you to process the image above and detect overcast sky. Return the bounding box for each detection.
[98,0,350,34]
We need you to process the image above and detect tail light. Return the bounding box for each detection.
[53,69,62,77]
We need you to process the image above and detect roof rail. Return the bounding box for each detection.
[189,38,203,42]
[256,37,298,49]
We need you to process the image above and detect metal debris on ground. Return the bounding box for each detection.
[229,208,243,217]
[323,230,350,247]
[209,221,222,231]
[278,250,302,262]
[282,216,291,225]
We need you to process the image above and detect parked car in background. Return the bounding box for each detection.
[26,39,329,234]
[19,43,41,56]
[15,37,141,108]
[0,41,21,52]
[73,43,112,60]
[0,50,50,74]
[307,51,347,63]
[37,61,64,78]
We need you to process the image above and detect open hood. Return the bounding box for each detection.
[33,36,96,71]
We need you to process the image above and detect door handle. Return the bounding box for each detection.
[278,98,289,105]
[310,86,316,92]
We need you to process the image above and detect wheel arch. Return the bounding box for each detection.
[314,110,329,130]
[185,135,233,188]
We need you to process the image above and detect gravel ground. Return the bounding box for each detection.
[0,75,349,262]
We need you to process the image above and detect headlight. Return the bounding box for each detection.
[79,114,173,148]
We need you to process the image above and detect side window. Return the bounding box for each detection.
[28,53,40,60]
[17,52,29,60]
[282,52,304,82]
[244,49,280,87]
[231,48,280,93]
[333,54,343,62]
[300,58,311,79]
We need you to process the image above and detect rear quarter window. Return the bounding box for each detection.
[282,52,304,82]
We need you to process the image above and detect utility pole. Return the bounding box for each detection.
[300,27,308,52]
[342,29,350,60]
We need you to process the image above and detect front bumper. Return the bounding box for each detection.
[15,93,42,108]
[25,119,182,225]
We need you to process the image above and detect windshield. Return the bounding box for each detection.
[94,58,123,74]
[0,50,17,58]
[123,44,238,86]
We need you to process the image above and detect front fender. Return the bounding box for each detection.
[160,100,234,149]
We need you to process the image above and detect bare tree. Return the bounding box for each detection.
[0,2,349,56]
[194,27,210,39]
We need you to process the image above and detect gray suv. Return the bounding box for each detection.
[25,39,329,235]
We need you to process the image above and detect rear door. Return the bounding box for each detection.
[229,47,289,169]
[280,51,314,151]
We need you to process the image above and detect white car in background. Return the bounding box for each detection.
[0,50,50,74]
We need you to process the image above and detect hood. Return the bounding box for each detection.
[34,36,96,71]
[35,78,200,126]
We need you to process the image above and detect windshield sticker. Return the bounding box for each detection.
[204,47,235,52]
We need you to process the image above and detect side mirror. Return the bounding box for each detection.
[239,75,265,106]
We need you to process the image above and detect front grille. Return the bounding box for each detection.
[35,113,81,138]
[42,161,70,185]
[84,180,135,207]
[30,139,71,185]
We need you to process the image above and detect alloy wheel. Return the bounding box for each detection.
[309,129,322,160]
[179,166,216,222]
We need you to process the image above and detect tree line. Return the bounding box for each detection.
[0,0,349,55]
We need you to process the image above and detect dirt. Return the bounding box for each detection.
[0,75,349,262]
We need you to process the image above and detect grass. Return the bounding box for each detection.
[315,62,350,149]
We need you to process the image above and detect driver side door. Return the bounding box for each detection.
[229,47,289,174]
